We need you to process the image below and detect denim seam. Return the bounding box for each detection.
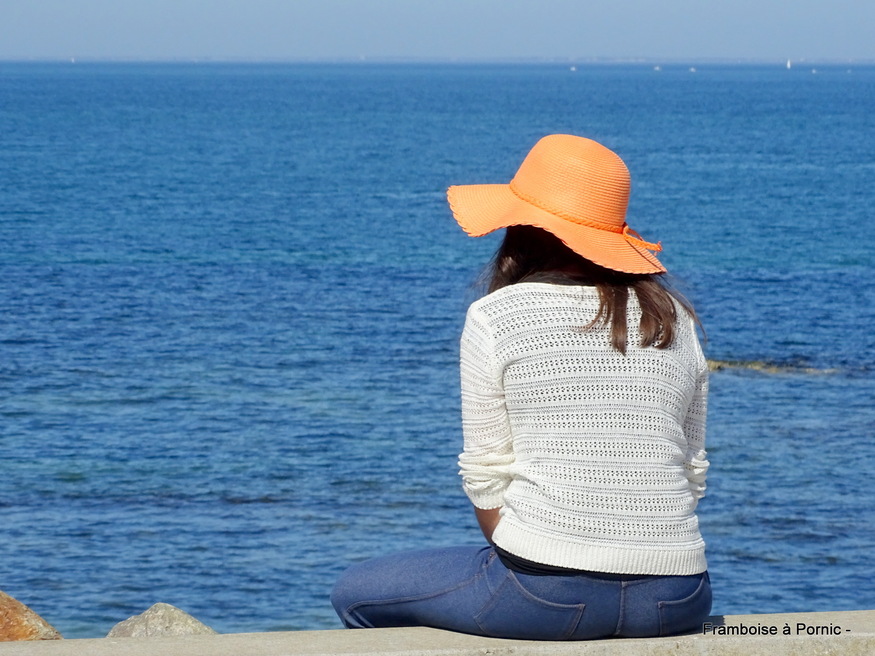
[474,571,586,640]
[656,573,708,637]
[345,569,485,620]
[613,580,628,637]
[506,570,588,611]
[473,570,510,634]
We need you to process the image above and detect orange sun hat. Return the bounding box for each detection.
[447,134,666,274]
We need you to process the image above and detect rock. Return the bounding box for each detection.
[106,603,217,638]
[707,358,838,375]
[0,590,62,641]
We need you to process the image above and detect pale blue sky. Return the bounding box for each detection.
[1,0,872,62]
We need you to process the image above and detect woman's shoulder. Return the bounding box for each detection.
[474,281,597,307]
[467,282,599,326]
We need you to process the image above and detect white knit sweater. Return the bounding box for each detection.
[459,282,709,576]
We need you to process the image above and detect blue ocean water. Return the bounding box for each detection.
[1,62,873,637]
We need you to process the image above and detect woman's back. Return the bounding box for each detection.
[459,282,709,575]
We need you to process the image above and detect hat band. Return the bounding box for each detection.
[508,181,662,254]
[622,226,663,253]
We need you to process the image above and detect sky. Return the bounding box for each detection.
[1,0,873,63]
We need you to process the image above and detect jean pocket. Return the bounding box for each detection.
[657,572,712,636]
[474,571,586,640]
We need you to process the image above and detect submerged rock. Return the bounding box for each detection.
[107,603,217,638]
[0,590,62,641]
[708,358,838,375]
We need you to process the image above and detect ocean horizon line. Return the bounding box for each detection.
[3,56,874,67]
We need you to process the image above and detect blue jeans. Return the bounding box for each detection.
[331,546,711,640]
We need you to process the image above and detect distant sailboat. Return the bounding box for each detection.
[786,59,792,69]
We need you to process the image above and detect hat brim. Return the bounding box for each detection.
[447,183,666,275]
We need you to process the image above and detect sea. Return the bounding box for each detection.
[1,61,873,638]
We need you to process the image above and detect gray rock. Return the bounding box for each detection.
[106,603,217,638]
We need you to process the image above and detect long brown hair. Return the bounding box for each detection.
[484,225,700,354]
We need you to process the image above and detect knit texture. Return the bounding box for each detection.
[458,282,709,575]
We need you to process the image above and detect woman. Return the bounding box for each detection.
[331,134,711,640]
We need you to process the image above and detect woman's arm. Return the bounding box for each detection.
[475,507,501,544]
[458,305,515,510]
[683,340,710,504]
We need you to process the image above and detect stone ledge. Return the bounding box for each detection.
[0,610,873,656]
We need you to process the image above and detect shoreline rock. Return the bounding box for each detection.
[0,590,62,642]
[106,603,217,638]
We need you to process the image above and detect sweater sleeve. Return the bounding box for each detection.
[457,304,515,510]
[683,340,710,506]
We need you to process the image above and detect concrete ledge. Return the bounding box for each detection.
[0,610,873,656]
